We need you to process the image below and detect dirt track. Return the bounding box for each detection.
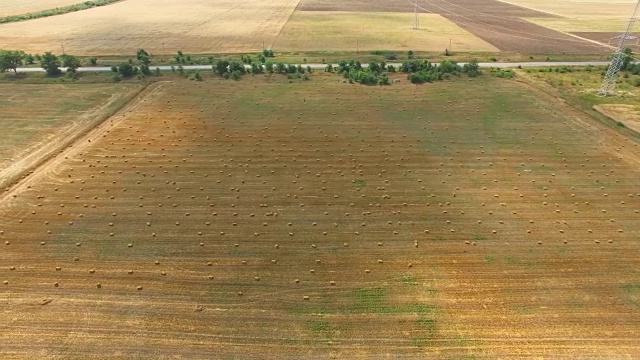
[0,81,170,207]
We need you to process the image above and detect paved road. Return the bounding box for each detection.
[14,61,610,73]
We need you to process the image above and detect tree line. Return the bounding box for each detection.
[0,50,82,75]
[0,47,483,85]
[325,59,481,85]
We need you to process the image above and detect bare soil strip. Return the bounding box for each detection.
[595,104,640,135]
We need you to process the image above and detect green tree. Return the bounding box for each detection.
[116,63,137,77]
[24,54,35,65]
[231,70,242,80]
[88,57,98,65]
[265,62,274,74]
[60,54,82,73]
[368,60,382,74]
[462,59,480,77]
[262,49,275,57]
[0,50,25,73]
[40,52,61,76]
[407,50,414,59]
[215,60,230,76]
[137,49,151,66]
[229,61,245,74]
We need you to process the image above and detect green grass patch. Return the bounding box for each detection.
[622,284,640,293]
[417,318,436,332]
[402,276,419,286]
[354,179,367,189]
[350,288,438,314]
[308,320,330,332]
[484,255,497,264]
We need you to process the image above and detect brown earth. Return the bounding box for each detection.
[0,75,639,358]
[296,0,552,16]
[572,32,640,50]
[296,0,609,53]
[595,104,640,134]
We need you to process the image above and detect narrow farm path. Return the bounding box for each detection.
[0,81,171,208]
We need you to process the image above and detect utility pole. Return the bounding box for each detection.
[356,38,359,53]
[61,44,65,54]
[413,1,419,30]
[599,0,640,96]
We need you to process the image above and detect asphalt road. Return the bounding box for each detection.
[13,61,611,73]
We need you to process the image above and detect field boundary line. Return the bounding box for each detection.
[494,0,563,17]
[0,0,126,25]
[271,0,302,49]
[0,80,171,205]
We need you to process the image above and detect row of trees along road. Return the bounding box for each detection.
[0,49,82,75]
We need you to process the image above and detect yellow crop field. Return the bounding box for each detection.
[274,11,499,52]
[0,0,300,55]
[499,0,636,18]
[0,0,81,17]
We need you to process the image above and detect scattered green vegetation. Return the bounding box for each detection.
[351,288,438,314]
[622,284,640,293]
[484,255,497,264]
[354,179,367,188]
[402,276,419,286]
[490,68,516,79]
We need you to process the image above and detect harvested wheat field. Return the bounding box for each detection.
[0,0,83,17]
[0,83,141,190]
[273,11,498,52]
[1,75,640,358]
[499,0,637,18]
[0,0,299,55]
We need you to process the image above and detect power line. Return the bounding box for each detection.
[599,0,640,96]
[413,1,419,30]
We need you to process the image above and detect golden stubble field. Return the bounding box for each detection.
[0,74,639,358]
[499,0,637,18]
[0,0,300,55]
[273,12,499,52]
[0,0,82,17]
[0,83,141,190]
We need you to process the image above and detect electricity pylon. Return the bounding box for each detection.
[413,1,419,30]
[599,0,640,96]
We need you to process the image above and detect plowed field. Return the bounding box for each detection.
[1,75,639,358]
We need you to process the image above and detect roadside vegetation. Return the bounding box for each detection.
[0,47,489,86]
